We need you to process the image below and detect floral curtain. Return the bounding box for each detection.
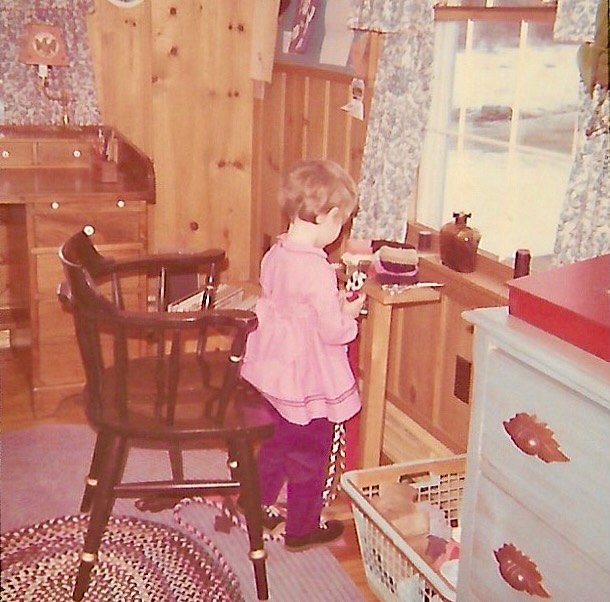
[0,0,100,126]
[552,0,609,264]
[348,0,435,242]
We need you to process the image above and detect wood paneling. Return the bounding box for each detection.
[251,61,374,276]
[87,0,260,281]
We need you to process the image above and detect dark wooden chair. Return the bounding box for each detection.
[58,231,274,601]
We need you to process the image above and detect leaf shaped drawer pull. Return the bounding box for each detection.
[503,412,570,463]
[494,543,550,598]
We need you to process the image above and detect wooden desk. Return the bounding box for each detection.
[357,280,441,467]
[0,125,154,415]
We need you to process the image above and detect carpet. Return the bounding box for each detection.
[1,514,241,602]
[0,424,367,602]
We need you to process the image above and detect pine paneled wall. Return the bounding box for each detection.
[87,0,256,281]
[251,62,372,276]
[86,0,374,282]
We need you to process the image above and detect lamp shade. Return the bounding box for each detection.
[18,23,68,67]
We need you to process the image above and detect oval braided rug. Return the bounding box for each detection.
[0,514,244,602]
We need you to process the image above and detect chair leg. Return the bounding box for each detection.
[230,437,269,601]
[168,441,184,482]
[80,432,113,513]
[73,435,127,602]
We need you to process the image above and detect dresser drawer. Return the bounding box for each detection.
[460,475,610,602]
[0,141,34,166]
[31,200,145,248]
[478,347,610,567]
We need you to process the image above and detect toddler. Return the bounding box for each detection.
[241,159,365,551]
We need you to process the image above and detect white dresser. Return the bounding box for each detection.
[457,307,610,602]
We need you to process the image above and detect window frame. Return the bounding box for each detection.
[416,4,578,261]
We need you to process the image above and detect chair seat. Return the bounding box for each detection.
[87,353,274,439]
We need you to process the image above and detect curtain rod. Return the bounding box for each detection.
[434,5,556,22]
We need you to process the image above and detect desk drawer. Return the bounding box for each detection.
[0,141,34,166]
[36,140,92,167]
[36,250,145,296]
[37,290,144,343]
[478,347,610,567]
[31,200,145,248]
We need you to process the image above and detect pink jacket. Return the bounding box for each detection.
[241,236,362,425]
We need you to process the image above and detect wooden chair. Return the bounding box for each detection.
[58,231,274,601]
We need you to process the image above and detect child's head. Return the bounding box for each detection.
[279,160,358,225]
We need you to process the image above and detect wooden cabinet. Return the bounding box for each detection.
[383,247,511,456]
[457,307,610,601]
[0,125,154,415]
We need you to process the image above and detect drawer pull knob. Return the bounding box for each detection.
[73,149,81,158]
[503,413,570,463]
[83,225,95,236]
[116,199,125,208]
[51,201,60,209]
[1,150,9,158]
[494,543,550,598]
[502,412,570,463]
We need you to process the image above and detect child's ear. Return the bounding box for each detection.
[316,207,340,224]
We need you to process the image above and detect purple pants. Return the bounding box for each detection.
[257,404,334,538]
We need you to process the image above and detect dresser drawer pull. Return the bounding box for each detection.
[51,201,60,209]
[1,150,9,158]
[73,149,81,158]
[494,543,550,598]
[503,412,570,463]
[83,225,95,236]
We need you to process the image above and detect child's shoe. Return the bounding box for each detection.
[284,519,344,552]
[261,504,286,536]
[236,498,286,536]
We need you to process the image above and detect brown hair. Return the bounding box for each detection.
[278,160,358,224]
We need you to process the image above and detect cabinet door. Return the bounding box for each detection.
[387,302,439,426]
[434,295,475,451]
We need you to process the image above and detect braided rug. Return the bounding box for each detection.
[0,514,243,602]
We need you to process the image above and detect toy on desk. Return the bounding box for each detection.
[345,270,367,302]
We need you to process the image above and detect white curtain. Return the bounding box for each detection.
[349,0,435,242]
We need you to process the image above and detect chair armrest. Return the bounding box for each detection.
[112,307,258,336]
[107,249,226,275]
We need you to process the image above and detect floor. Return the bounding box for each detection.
[0,346,379,601]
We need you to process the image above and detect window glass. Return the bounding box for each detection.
[417,8,580,261]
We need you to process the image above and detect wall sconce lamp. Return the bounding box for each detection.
[18,23,72,126]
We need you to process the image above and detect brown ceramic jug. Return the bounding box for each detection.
[440,212,481,273]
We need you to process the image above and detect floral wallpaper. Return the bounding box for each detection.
[348,0,435,242]
[0,0,100,126]
[553,0,609,264]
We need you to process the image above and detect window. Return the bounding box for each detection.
[417,3,580,261]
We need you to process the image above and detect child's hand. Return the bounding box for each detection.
[341,290,366,318]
